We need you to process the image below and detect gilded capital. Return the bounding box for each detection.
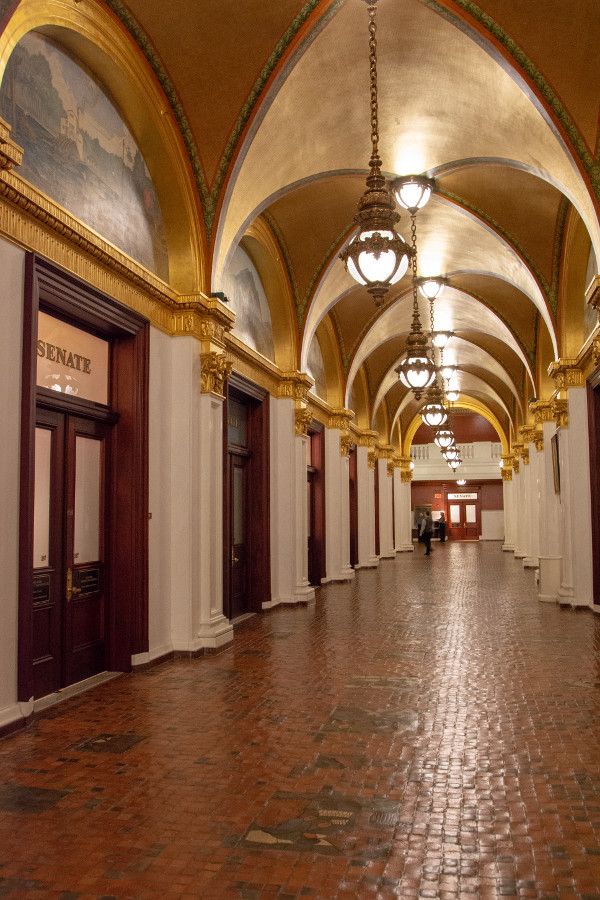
[328,407,355,431]
[501,467,512,481]
[295,407,312,437]
[533,430,544,452]
[401,469,413,483]
[519,425,536,446]
[529,399,555,425]
[356,429,379,448]
[548,358,584,390]
[340,433,353,457]
[200,351,232,396]
[512,453,520,474]
[278,371,313,402]
[593,338,600,370]
[377,443,394,460]
[552,397,569,429]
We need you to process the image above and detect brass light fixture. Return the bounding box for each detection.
[340,1,411,305]
[395,211,437,398]
[393,174,435,213]
[421,383,448,428]
[448,457,462,470]
[443,446,460,461]
[434,428,455,449]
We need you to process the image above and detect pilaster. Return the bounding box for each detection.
[355,430,379,568]
[394,456,414,552]
[377,445,395,558]
[323,413,355,583]
[500,457,515,551]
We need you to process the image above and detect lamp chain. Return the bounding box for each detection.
[410,212,421,328]
[367,4,380,171]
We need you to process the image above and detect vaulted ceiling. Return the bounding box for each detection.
[114,0,600,444]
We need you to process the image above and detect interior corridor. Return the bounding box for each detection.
[2,544,600,898]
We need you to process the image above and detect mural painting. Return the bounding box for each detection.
[0,32,168,279]
[222,245,275,361]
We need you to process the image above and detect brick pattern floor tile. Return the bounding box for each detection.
[3,543,600,898]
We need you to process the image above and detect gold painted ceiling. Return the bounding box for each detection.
[80,1,600,442]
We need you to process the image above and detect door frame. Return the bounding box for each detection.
[223,372,270,618]
[19,253,149,701]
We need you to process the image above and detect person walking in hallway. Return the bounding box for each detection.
[438,511,446,543]
[420,510,433,556]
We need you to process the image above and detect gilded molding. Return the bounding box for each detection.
[278,371,313,402]
[548,358,584,390]
[376,444,394,460]
[0,117,23,170]
[552,398,569,429]
[356,429,379,449]
[585,274,600,320]
[367,448,377,469]
[295,408,312,437]
[401,470,413,483]
[533,431,544,452]
[501,468,513,481]
[200,351,232,397]
[518,425,536,446]
[512,453,520,474]
[328,407,355,431]
[529,399,555,424]
[593,338,600,369]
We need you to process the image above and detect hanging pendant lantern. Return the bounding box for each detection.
[340,2,411,305]
[392,175,435,213]
[434,429,455,449]
[443,446,460,461]
[448,457,462,470]
[421,384,448,428]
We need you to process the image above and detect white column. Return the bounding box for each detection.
[558,388,593,607]
[268,397,315,608]
[394,470,414,552]
[378,458,395,558]
[324,427,354,582]
[356,446,378,567]
[537,418,562,602]
[502,474,515,551]
[513,463,527,559]
[523,442,540,568]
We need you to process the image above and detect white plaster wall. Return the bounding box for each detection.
[356,446,377,567]
[0,238,25,727]
[144,326,175,663]
[324,428,354,582]
[481,510,504,541]
[378,460,394,557]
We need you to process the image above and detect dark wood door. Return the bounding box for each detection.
[228,450,250,619]
[374,461,380,556]
[447,499,480,541]
[32,409,109,698]
[307,428,326,586]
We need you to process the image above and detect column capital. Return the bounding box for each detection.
[518,425,537,445]
[295,407,312,437]
[511,451,520,474]
[548,358,584,390]
[376,443,394,460]
[356,429,379,448]
[501,468,513,481]
[277,371,313,401]
[552,397,569,429]
[328,407,355,431]
[340,433,353,457]
[200,350,232,397]
[401,469,413,483]
[529,399,555,424]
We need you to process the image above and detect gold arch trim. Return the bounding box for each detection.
[402,395,509,456]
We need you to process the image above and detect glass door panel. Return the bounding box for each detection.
[33,427,52,568]
[450,504,461,524]
[465,503,477,524]
[74,436,101,564]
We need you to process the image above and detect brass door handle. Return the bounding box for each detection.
[231,547,240,564]
[66,567,82,602]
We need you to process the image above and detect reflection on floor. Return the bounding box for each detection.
[2,542,600,897]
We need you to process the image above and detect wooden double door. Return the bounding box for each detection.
[447,498,480,540]
[33,407,110,699]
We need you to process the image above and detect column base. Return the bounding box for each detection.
[523,556,539,568]
[262,584,316,608]
[322,566,355,584]
[395,544,414,553]
[195,615,234,649]
[502,543,514,552]
[514,549,526,559]
[379,549,395,559]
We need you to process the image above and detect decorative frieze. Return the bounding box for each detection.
[200,351,232,396]
[328,408,355,431]
[548,358,584,390]
[529,399,555,424]
[277,371,313,402]
[552,397,569,429]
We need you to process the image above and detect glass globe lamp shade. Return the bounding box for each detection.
[396,354,436,393]
[445,389,459,402]
[393,176,434,212]
[440,364,456,381]
[419,279,446,302]
[434,429,455,449]
[345,229,409,287]
[448,458,462,470]
[456,478,466,486]
[421,402,448,428]
[443,446,460,461]
[431,330,452,349]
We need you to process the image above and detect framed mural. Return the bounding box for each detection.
[222,245,275,361]
[0,32,168,280]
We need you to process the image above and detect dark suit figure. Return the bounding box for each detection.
[438,511,446,543]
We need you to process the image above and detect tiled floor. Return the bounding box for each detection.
[3,543,600,898]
